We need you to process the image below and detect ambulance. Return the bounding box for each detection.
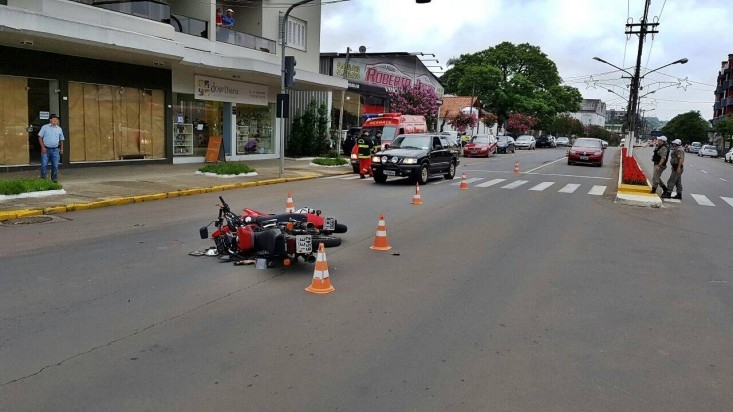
[350,113,428,173]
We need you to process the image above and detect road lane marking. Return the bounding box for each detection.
[720,197,733,208]
[529,182,554,191]
[501,180,529,189]
[524,157,568,173]
[558,183,581,193]
[588,185,607,195]
[476,178,506,187]
[691,194,715,206]
[700,170,709,174]
[719,178,727,182]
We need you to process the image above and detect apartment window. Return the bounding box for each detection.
[280,15,306,51]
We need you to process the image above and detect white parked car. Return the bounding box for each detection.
[514,135,536,150]
[725,148,733,163]
[698,145,718,157]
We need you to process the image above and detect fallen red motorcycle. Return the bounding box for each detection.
[199,197,343,267]
[241,207,347,235]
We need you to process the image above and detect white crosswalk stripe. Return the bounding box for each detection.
[588,185,607,196]
[558,183,581,193]
[476,178,506,188]
[690,194,715,206]
[501,180,529,189]
[721,197,733,208]
[529,182,554,191]
[451,177,484,186]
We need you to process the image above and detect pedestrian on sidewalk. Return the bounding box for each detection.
[651,136,669,195]
[38,114,64,183]
[662,139,685,200]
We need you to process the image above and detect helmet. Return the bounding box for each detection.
[657,136,667,142]
[672,139,682,145]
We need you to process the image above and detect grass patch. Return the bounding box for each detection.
[312,157,348,166]
[198,162,256,175]
[0,178,62,195]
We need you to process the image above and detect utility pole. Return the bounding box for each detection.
[625,0,658,156]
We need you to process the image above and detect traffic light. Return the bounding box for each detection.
[284,56,296,88]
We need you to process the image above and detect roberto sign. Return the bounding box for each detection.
[194,75,268,106]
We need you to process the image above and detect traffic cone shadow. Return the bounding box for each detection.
[459,173,469,190]
[285,192,295,213]
[370,214,392,251]
[411,182,424,205]
[305,243,335,294]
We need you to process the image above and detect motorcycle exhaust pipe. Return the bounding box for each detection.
[305,254,316,263]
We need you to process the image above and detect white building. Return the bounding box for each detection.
[568,99,607,127]
[0,0,345,168]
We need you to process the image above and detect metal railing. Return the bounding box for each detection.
[216,27,275,54]
[169,13,207,38]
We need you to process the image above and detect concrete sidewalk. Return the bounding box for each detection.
[0,158,352,221]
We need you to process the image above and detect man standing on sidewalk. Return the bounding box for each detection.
[38,114,65,183]
[650,136,669,195]
[661,139,685,200]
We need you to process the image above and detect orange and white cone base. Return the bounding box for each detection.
[370,213,392,251]
[306,243,335,294]
[285,192,295,213]
[411,182,423,205]
[514,162,520,174]
[459,173,468,190]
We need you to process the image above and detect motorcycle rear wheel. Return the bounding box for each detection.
[312,235,342,248]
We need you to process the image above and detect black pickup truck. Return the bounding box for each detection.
[370,133,460,185]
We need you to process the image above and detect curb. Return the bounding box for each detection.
[615,150,662,208]
[0,176,316,222]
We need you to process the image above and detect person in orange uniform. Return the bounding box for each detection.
[357,129,375,179]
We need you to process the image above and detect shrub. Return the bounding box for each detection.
[198,162,255,175]
[0,178,62,195]
[312,157,348,166]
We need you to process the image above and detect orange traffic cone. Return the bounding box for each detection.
[370,214,392,251]
[411,182,424,205]
[459,172,469,190]
[305,243,335,294]
[285,192,295,213]
[514,161,520,174]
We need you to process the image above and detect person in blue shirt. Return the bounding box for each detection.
[38,114,65,183]
[221,8,234,28]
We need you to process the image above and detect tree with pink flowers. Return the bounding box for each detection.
[506,112,537,134]
[388,85,441,130]
[447,111,479,133]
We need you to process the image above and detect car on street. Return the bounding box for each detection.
[725,148,733,163]
[555,136,571,147]
[698,145,718,157]
[567,137,605,167]
[688,142,702,153]
[463,134,498,158]
[496,135,516,153]
[371,133,460,185]
[514,135,536,150]
[536,134,556,148]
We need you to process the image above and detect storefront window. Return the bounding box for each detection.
[235,104,274,155]
[68,82,165,161]
[172,94,222,157]
[0,75,30,165]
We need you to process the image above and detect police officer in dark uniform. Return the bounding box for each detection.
[651,136,669,195]
[357,129,375,179]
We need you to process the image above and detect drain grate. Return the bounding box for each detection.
[2,216,55,225]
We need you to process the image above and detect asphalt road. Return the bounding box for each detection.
[1,146,732,411]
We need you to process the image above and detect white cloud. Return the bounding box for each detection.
[321,0,731,121]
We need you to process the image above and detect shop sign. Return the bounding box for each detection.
[195,75,268,106]
[334,58,443,97]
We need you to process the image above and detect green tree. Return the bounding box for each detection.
[584,125,616,141]
[442,42,582,128]
[661,111,711,145]
[550,114,584,137]
[288,100,330,157]
[714,114,733,152]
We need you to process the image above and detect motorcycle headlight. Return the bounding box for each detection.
[403,158,418,164]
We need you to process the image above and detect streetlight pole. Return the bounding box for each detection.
[336,47,351,155]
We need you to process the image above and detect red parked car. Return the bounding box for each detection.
[463,134,498,158]
[567,137,605,167]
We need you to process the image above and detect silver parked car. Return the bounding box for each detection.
[725,148,733,163]
[555,136,571,147]
[514,135,536,150]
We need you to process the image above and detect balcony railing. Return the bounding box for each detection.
[216,27,276,54]
[84,0,170,22]
[168,13,207,38]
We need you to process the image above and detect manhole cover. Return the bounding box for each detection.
[2,216,54,225]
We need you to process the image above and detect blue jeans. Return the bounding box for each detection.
[40,147,60,181]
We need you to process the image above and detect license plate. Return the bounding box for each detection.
[296,235,312,254]
[471,150,477,154]
[383,170,396,176]
[322,216,335,231]
[580,156,589,160]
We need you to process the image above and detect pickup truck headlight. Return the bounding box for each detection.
[371,155,381,163]
[402,158,418,164]
[350,153,358,160]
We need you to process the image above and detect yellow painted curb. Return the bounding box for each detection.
[175,188,206,196]
[0,211,19,221]
[619,183,651,193]
[17,209,44,218]
[43,206,68,214]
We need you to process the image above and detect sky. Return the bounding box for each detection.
[320,0,731,122]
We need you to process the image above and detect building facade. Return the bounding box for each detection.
[0,0,345,170]
[568,99,607,127]
[713,53,733,124]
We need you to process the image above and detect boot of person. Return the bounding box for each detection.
[673,192,682,200]
[660,191,672,199]
[660,183,668,193]
[650,186,657,194]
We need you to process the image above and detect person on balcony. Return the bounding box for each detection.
[216,8,222,26]
[221,8,234,28]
